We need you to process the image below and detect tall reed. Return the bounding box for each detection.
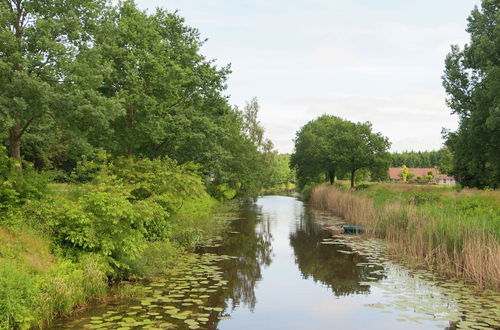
[309,184,500,289]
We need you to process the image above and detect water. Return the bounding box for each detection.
[52,196,500,329]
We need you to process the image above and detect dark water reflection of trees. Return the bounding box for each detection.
[202,202,273,317]
[202,200,385,329]
[289,210,383,297]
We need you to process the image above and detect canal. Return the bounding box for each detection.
[52,195,500,329]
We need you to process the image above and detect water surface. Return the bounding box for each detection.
[52,196,500,329]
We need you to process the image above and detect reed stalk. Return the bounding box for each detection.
[309,184,500,289]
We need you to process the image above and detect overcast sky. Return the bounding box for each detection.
[137,0,480,153]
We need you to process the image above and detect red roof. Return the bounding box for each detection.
[388,168,437,180]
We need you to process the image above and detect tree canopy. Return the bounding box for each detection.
[0,0,278,198]
[291,115,390,188]
[442,0,499,188]
[390,149,453,174]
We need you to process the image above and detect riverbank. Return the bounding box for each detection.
[309,184,500,289]
[0,157,230,329]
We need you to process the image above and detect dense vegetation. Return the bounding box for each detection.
[290,115,390,189]
[390,149,452,173]
[442,0,499,188]
[0,146,233,328]
[0,1,288,328]
[310,184,499,289]
[0,0,281,198]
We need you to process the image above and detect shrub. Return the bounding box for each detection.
[0,146,50,212]
[126,241,184,277]
[70,150,110,183]
[44,185,151,274]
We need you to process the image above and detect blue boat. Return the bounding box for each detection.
[342,225,366,234]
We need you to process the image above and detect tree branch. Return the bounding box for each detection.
[19,115,36,137]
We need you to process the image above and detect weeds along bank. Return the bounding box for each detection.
[309,184,500,290]
[0,154,229,329]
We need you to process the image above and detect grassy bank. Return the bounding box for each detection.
[309,184,500,289]
[0,156,229,329]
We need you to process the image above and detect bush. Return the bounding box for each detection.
[126,241,184,277]
[44,185,151,274]
[37,156,217,276]
[0,146,50,212]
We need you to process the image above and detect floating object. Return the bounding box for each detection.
[342,225,366,233]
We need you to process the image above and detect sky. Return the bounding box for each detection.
[136,0,480,153]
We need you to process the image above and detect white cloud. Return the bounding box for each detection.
[258,91,459,153]
[137,0,476,154]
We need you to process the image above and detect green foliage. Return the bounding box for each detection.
[39,256,107,316]
[0,259,39,329]
[45,186,150,273]
[266,154,296,189]
[22,156,219,276]
[400,165,410,182]
[0,155,226,327]
[70,150,111,183]
[0,0,114,160]
[0,226,108,330]
[291,115,390,189]
[0,1,268,202]
[390,148,453,174]
[442,0,499,188]
[126,241,184,278]
[0,146,50,212]
[0,0,262,327]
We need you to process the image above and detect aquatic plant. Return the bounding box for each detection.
[309,184,500,289]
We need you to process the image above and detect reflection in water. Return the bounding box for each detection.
[200,202,273,312]
[52,196,499,330]
[289,210,384,297]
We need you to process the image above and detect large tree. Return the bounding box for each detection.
[0,0,112,161]
[291,115,346,188]
[335,121,390,188]
[94,2,231,159]
[291,115,390,188]
[442,0,499,188]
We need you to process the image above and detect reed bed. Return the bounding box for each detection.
[309,184,500,289]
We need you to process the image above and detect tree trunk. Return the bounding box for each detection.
[9,123,22,160]
[350,168,356,188]
[328,169,335,184]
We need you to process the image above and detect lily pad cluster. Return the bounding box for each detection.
[316,216,500,329]
[58,253,236,329]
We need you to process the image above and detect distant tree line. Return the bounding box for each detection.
[290,115,390,188]
[390,149,453,174]
[0,0,279,198]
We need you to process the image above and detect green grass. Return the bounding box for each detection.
[0,183,230,328]
[0,226,108,329]
[309,183,500,289]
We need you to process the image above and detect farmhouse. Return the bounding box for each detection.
[388,167,457,185]
[437,174,456,185]
[388,167,438,181]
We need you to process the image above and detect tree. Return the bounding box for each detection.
[437,147,453,174]
[442,0,499,188]
[335,121,391,188]
[92,2,231,159]
[291,115,345,188]
[0,0,110,161]
[291,115,390,189]
[242,97,265,149]
[400,165,410,183]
